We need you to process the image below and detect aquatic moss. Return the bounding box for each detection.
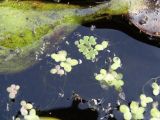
[0,25,53,49]
[0,1,81,11]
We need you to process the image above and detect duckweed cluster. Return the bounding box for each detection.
[152,82,160,96]
[140,94,153,107]
[16,101,40,120]
[75,36,108,60]
[150,106,160,120]
[50,65,65,76]
[119,86,160,120]
[120,94,153,120]
[6,84,20,99]
[51,50,79,73]
[120,101,145,120]
[95,57,123,91]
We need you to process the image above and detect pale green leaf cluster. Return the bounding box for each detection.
[51,50,78,73]
[130,101,145,119]
[152,82,160,96]
[51,50,67,62]
[24,109,40,120]
[50,65,65,76]
[95,68,124,91]
[120,101,145,120]
[76,36,108,60]
[150,107,160,120]
[95,56,123,91]
[110,57,121,70]
[140,94,153,107]
[120,104,132,120]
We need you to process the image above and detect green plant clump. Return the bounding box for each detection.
[51,50,78,73]
[152,82,160,96]
[95,56,123,91]
[150,106,160,120]
[120,101,145,120]
[75,36,108,60]
[119,93,153,120]
[140,94,153,108]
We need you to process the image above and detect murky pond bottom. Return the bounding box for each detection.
[0,25,160,120]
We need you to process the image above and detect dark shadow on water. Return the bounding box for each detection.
[39,99,99,120]
[83,15,160,48]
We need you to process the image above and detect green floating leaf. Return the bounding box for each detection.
[152,82,160,96]
[123,113,132,120]
[140,94,153,107]
[130,101,145,120]
[58,50,67,57]
[120,104,130,113]
[76,36,108,60]
[100,69,107,75]
[63,63,72,72]
[95,66,124,91]
[51,50,67,62]
[150,107,160,118]
[51,50,78,73]
[120,101,145,120]
[101,41,109,49]
[95,44,104,51]
[95,74,104,81]
[50,68,57,74]
[120,105,132,120]
[113,79,124,91]
[110,57,121,70]
[66,58,78,66]
[89,36,97,45]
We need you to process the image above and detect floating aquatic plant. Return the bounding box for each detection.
[20,100,33,116]
[110,57,122,70]
[50,65,65,76]
[119,104,132,120]
[6,84,20,99]
[120,101,145,120]
[130,101,145,119]
[95,68,124,91]
[51,50,67,62]
[140,94,153,108]
[152,82,160,96]
[16,100,40,120]
[95,56,123,91]
[51,50,78,73]
[24,109,40,120]
[150,106,160,120]
[75,36,108,60]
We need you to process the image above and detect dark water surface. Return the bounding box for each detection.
[0,25,160,120]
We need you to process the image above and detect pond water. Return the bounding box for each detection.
[0,22,160,120]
